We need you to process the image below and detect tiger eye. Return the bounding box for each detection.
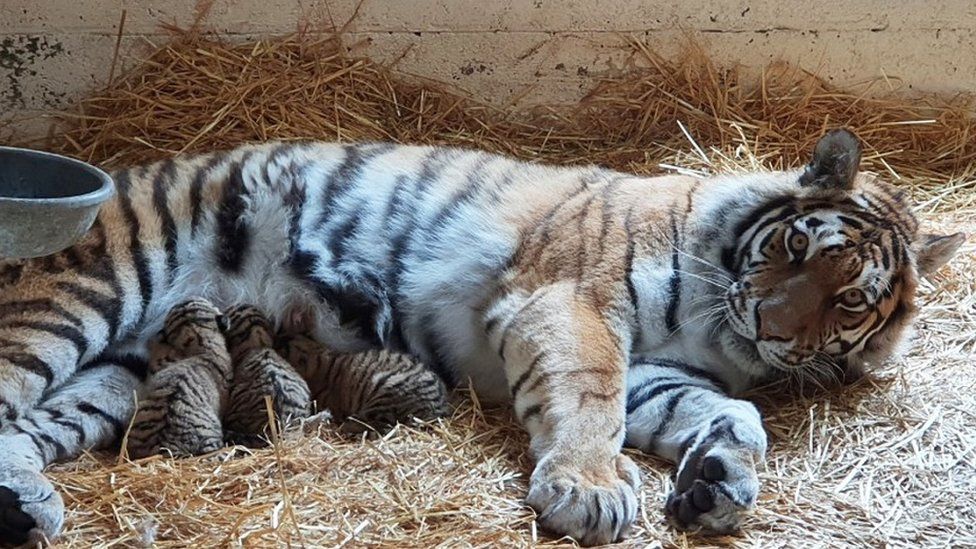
[789,232,809,252]
[841,288,865,307]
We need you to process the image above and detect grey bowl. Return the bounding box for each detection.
[0,146,115,258]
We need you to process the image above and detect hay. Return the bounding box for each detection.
[29,25,976,548]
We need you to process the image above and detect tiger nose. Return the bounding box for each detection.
[757,296,806,341]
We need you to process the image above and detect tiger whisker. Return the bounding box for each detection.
[669,246,736,283]
[670,304,728,335]
[672,269,731,290]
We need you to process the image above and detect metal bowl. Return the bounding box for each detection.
[0,146,114,258]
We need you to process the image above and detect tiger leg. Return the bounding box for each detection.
[0,355,143,546]
[0,258,132,425]
[624,358,767,533]
[223,349,312,447]
[125,358,225,459]
[486,284,639,546]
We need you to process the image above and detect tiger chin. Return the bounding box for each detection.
[0,128,964,546]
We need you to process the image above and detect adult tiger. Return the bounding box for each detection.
[0,129,964,545]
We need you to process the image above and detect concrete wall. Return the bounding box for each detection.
[2,1,975,140]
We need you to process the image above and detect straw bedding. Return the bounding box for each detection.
[16,24,976,548]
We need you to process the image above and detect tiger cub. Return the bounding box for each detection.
[275,331,450,434]
[125,299,233,458]
[221,304,312,445]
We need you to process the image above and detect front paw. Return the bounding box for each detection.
[665,444,759,534]
[527,454,641,546]
[0,468,64,547]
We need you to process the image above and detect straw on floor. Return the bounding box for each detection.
[27,25,976,548]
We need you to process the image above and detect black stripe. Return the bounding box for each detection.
[50,416,87,445]
[623,207,640,322]
[527,175,594,266]
[55,281,121,342]
[423,155,494,237]
[0,298,82,325]
[325,144,399,266]
[724,195,797,272]
[284,181,308,256]
[521,404,542,422]
[190,155,224,235]
[573,192,598,279]
[879,240,891,270]
[626,381,695,414]
[262,142,298,185]
[36,430,68,461]
[115,169,153,321]
[80,218,126,340]
[317,145,362,228]
[595,179,621,262]
[732,195,796,243]
[646,389,692,443]
[82,352,149,380]
[836,214,865,230]
[665,210,682,333]
[76,402,125,435]
[153,159,180,280]
[385,151,451,349]
[510,353,543,397]
[11,424,45,455]
[756,227,778,254]
[297,268,390,347]
[638,357,727,390]
[0,320,87,357]
[214,159,252,273]
[418,314,457,388]
[0,260,25,288]
[0,348,54,383]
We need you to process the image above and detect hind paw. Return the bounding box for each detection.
[0,469,64,547]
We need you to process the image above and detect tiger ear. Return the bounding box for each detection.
[913,232,966,277]
[216,314,231,333]
[799,128,862,190]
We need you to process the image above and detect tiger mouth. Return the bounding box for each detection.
[756,345,799,370]
[724,292,753,339]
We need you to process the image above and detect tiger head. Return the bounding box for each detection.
[723,129,965,376]
[223,304,275,360]
[156,298,230,356]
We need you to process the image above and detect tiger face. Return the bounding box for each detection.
[223,304,275,358]
[156,298,229,355]
[724,129,965,372]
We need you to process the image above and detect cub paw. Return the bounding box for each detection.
[665,445,759,534]
[527,454,641,546]
[0,469,64,547]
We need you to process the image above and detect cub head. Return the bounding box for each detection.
[223,304,275,359]
[724,129,965,376]
[157,298,229,355]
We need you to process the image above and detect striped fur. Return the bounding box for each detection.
[0,129,964,545]
[222,305,312,445]
[125,299,232,459]
[0,355,142,546]
[274,331,449,434]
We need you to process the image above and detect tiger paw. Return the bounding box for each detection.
[526,453,641,546]
[665,445,760,534]
[0,469,64,547]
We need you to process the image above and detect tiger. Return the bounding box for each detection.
[274,323,450,434]
[125,298,233,459]
[0,128,965,546]
[221,304,312,445]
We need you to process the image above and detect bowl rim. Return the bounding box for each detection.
[0,145,115,208]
